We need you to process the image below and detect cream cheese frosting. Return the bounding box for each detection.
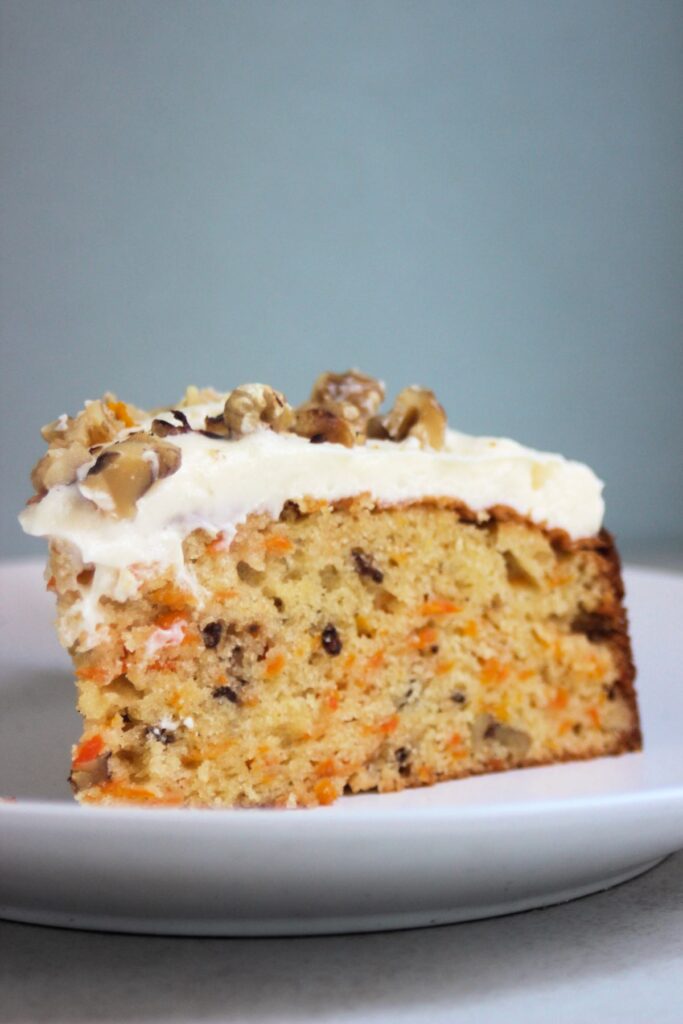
[20,399,604,647]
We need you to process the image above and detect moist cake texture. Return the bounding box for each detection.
[20,371,640,807]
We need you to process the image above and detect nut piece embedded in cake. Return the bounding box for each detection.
[78,434,182,517]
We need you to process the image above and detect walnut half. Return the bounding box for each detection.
[222,384,294,438]
[309,370,385,427]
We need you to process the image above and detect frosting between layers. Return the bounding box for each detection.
[20,402,604,647]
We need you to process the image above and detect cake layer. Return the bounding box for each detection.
[62,499,639,808]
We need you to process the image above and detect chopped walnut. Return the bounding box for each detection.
[40,399,120,450]
[471,713,531,756]
[292,405,356,447]
[31,442,93,493]
[151,410,191,437]
[78,434,182,517]
[32,399,129,495]
[378,386,446,450]
[223,384,294,438]
[69,753,110,793]
[309,370,384,432]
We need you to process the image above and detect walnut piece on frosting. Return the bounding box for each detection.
[31,442,93,494]
[309,370,385,438]
[374,386,446,451]
[78,434,182,518]
[222,384,294,438]
[292,405,356,447]
[32,399,126,494]
[28,371,449,509]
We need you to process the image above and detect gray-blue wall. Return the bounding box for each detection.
[2,0,682,559]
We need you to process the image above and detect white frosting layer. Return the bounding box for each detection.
[19,403,604,647]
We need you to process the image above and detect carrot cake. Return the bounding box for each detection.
[19,371,640,806]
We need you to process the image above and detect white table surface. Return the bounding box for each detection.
[0,852,681,1024]
[2,550,682,1024]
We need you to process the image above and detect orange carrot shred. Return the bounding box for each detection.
[72,734,105,767]
[481,658,510,685]
[587,707,601,728]
[419,599,462,616]
[408,626,438,651]
[75,665,110,683]
[265,652,285,678]
[207,532,229,555]
[314,778,338,805]
[106,399,135,428]
[460,619,478,637]
[264,534,293,555]
[549,687,569,711]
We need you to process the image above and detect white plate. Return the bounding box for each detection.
[0,560,681,936]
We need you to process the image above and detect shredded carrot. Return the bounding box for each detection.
[481,658,510,685]
[148,657,177,672]
[75,665,110,684]
[88,781,182,805]
[364,714,399,736]
[315,757,337,777]
[46,575,56,592]
[264,534,293,555]
[587,707,601,728]
[517,667,535,681]
[549,687,569,711]
[313,778,338,805]
[419,599,462,616]
[153,610,187,630]
[558,720,573,736]
[106,399,135,428]
[207,532,229,555]
[408,626,438,651]
[326,692,339,710]
[447,731,462,748]
[72,734,105,767]
[460,619,478,638]
[265,652,285,678]
[343,653,357,671]
[435,659,456,676]
[152,583,195,610]
[366,650,385,671]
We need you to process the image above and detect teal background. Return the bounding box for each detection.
[2,0,682,559]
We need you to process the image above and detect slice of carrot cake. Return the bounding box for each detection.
[19,371,640,807]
